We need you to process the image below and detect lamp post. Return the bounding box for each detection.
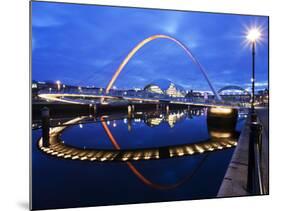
[246,28,264,194]
[56,80,61,91]
[246,28,261,119]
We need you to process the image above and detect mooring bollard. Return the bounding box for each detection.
[41,107,50,147]
[247,121,263,194]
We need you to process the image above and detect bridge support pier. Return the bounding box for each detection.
[128,104,135,119]
[94,104,97,115]
[89,104,98,116]
[166,105,170,114]
[41,107,50,147]
[156,104,159,111]
[132,104,135,112]
[89,104,92,114]
[207,107,238,129]
[128,105,132,115]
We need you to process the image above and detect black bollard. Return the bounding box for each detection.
[247,121,262,194]
[251,111,258,122]
[41,107,50,147]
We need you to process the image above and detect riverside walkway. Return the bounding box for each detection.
[217,107,269,197]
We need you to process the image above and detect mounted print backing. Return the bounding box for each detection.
[31,1,269,210]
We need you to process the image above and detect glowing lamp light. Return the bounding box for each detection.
[210,131,232,139]
[246,28,261,42]
[56,80,61,91]
[209,107,233,115]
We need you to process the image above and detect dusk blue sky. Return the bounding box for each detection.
[32,1,268,91]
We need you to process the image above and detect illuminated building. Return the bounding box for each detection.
[144,84,164,95]
[146,117,164,127]
[166,83,185,97]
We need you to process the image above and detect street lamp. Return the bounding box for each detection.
[245,27,266,194]
[56,80,61,91]
[246,28,261,117]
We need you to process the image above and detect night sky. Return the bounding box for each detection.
[32,1,269,91]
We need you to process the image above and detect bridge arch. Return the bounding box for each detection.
[105,34,222,101]
[218,85,250,95]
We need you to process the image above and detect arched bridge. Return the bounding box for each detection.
[105,34,221,101]
[38,34,247,109]
[218,85,250,95]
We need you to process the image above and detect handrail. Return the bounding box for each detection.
[254,136,265,194]
[247,119,265,195]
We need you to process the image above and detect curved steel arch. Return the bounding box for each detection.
[105,34,222,101]
[218,85,250,95]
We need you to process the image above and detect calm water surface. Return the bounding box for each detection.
[32,107,245,210]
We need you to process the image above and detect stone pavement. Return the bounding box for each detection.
[217,115,250,197]
[217,107,269,197]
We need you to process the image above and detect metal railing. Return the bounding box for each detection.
[247,118,266,195]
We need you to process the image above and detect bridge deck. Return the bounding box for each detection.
[38,91,242,109]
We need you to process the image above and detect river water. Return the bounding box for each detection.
[32,106,245,209]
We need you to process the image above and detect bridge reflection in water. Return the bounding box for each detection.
[38,107,239,162]
[36,106,241,190]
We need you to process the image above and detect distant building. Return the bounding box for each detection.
[256,88,269,105]
[145,112,186,128]
[166,83,185,97]
[146,117,164,127]
[144,79,187,98]
[186,89,204,98]
[144,84,164,95]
